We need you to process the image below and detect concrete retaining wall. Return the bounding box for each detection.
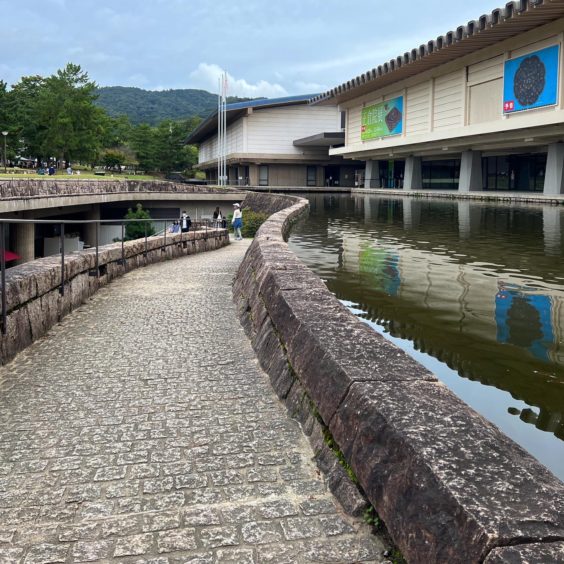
[234,191,564,563]
[0,179,239,199]
[1,229,229,365]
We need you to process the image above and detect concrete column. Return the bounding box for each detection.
[14,223,35,265]
[364,160,380,188]
[543,205,561,256]
[544,143,564,195]
[458,201,482,239]
[249,165,258,186]
[459,150,483,192]
[83,204,100,248]
[404,156,422,191]
[403,199,421,230]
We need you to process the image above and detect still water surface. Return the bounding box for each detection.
[288,194,564,480]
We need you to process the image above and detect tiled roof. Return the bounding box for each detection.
[311,0,564,105]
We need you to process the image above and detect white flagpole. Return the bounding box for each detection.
[217,77,221,185]
[222,72,227,186]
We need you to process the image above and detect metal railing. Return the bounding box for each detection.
[0,217,224,335]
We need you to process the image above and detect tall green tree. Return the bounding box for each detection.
[33,63,105,164]
[6,75,46,161]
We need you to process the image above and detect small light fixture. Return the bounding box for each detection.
[524,137,534,142]
[442,146,449,151]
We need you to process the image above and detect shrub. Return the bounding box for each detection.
[240,208,269,238]
[124,203,155,240]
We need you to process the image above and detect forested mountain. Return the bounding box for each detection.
[95,86,252,125]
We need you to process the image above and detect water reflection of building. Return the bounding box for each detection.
[340,223,563,365]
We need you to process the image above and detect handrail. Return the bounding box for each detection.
[0,217,222,334]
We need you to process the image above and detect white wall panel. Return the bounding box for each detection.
[406,81,431,134]
[246,106,339,154]
[433,71,464,130]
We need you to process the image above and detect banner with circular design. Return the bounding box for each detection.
[503,44,560,114]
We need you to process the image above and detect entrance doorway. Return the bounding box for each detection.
[324,165,340,186]
[378,160,405,188]
[483,154,546,191]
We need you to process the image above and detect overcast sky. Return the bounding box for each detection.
[3,0,500,97]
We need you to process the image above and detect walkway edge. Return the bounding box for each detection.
[233,191,564,564]
[0,229,229,365]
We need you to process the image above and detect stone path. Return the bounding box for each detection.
[0,240,386,563]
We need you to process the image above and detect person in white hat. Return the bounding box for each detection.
[232,203,243,240]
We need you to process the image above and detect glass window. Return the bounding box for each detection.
[306,166,317,187]
[259,165,269,186]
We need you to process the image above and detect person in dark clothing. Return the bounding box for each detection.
[180,211,192,233]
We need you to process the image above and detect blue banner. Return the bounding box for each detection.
[503,44,560,113]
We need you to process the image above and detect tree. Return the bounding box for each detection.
[32,63,106,164]
[124,203,155,240]
[102,149,126,171]
[6,75,45,161]
[129,123,157,171]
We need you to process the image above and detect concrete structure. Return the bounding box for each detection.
[187,95,364,188]
[0,179,245,265]
[235,191,564,563]
[312,1,564,196]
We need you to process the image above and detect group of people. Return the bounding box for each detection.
[167,203,243,240]
[169,210,192,234]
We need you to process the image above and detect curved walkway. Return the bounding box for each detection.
[0,241,385,563]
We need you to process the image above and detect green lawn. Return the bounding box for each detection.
[0,171,160,181]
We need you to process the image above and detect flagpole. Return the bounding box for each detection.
[217,77,221,185]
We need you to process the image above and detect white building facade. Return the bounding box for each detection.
[188,95,363,187]
[312,1,564,195]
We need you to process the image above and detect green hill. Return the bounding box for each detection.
[95,86,237,125]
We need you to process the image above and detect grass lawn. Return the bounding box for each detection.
[0,171,160,181]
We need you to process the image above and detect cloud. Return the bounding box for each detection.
[294,81,327,94]
[188,63,287,98]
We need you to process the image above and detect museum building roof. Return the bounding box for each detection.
[311,0,564,106]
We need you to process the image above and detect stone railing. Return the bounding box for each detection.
[0,179,241,201]
[1,229,229,365]
[233,191,564,563]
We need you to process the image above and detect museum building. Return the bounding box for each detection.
[311,0,564,195]
[187,95,363,188]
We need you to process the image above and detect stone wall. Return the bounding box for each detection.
[0,179,240,200]
[1,229,229,365]
[234,192,564,563]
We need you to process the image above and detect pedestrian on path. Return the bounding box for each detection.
[180,211,192,233]
[232,203,243,240]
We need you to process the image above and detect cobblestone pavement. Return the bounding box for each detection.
[0,239,386,563]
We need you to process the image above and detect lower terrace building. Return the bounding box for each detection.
[311,0,564,195]
[187,95,364,188]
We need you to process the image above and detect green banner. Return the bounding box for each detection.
[361,96,403,140]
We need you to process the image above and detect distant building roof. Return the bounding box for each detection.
[311,0,564,105]
[186,93,319,144]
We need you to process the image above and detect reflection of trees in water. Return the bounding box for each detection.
[507,297,543,348]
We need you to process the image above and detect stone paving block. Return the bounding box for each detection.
[280,517,323,541]
[241,520,283,544]
[72,540,114,562]
[198,525,239,548]
[113,533,154,557]
[24,543,69,563]
[0,547,25,564]
[142,511,182,533]
[156,528,197,553]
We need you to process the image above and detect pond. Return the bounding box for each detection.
[288,193,564,481]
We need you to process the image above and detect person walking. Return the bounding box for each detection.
[180,211,192,233]
[232,203,243,240]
